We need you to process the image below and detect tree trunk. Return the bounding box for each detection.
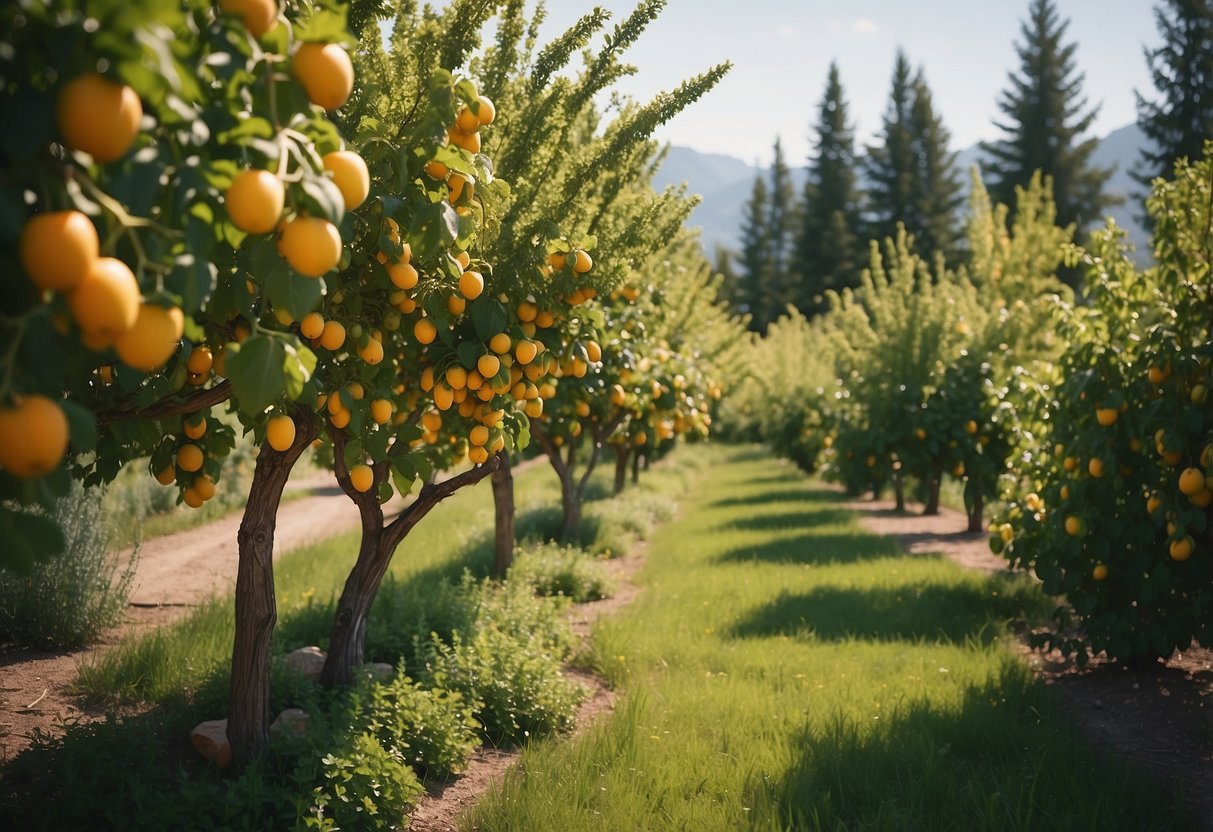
[966,491,984,534]
[320,524,386,688]
[560,467,581,543]
[632,448,642,483]
[924,462,943,516]
[228,416,315,766]
[893,470,906,512]
[491,455,515,577]
[613,445,629,495]
[642,452,650,472]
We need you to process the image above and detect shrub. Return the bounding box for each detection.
[510,542,615,602]
[306,732,423,831]
[0,483,136,648]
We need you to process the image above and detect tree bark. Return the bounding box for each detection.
[632,447,642,484]
[924,462,943,516]
[613,445,629,495]
[893,470,906,512]
[491,453,515,577]
[559,466,581,543]
[966,491,984,534]
[320,452,501,688]
[228,414,316,767]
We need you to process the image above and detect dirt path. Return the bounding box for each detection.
[845,494,1213,830]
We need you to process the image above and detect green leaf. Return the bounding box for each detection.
[265,262,324,319]
[282,342,316,401]
[456,340,480,369]
[167,254,218,312]
[61,399,97,453]
[299,175,346,225]
[225,334,287,416]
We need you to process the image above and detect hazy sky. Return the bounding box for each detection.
[533,0,1160,165]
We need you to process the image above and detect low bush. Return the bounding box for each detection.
[510,542,615,602]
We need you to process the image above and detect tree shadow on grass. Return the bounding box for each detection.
[723,509,854,532]
[730,574,1048,646]
[716,532,905,566]
[710,488,844,509]
[747,664,1193,831]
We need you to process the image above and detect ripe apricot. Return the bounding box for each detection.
[459,270,484,300]
[370,399,392,425]
[323,150,370,210]
[300,311,325,340]
[389,261,418,290]
[177,443,204,473]
[573,249,593,273]
[19,210,99,292]
[292,43,354,111]
[218,0,278,37]
[477,354,500,379]
[414,318,437,345]
[281,216,342,277]
[57,73,142,162]
[0,395,70,478]
[114,304,185,371]
[267,414,296,452]
[70,257,140,344]
[226,170,284,234]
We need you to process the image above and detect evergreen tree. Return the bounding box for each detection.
[736,173,770,330]
[762,138,799,326]
[866,54,963,265]
[980,0,1115,234]
[797,62,864,316]
[1135,0,1213,186]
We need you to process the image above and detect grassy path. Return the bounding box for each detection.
[470,446,1192,831]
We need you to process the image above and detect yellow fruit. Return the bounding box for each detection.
[1062,456,1078,473]
[155,466,175,486]
[1146,493,1163,514]
[1148,364,1171,385]
[320,320,346,351]
[1170,536,1194,561]
[1189,488,1213,508]
[469,425,489,446]
[573,249,593,273]
[516,301,537,322]
[433,384,454,411]
[477,354,500,379]
[965,420,978,436]
[330,408,351,429]
[344,463,371,492]
[1179,467,1205,496]
[1088,458,1104,478]
[389,261,418,290]
[585,340,602,363]
[999,524,1014,543]
[415,318,438,345]
[456,106,480,133]
[489,332,512,354]
[448,295,466,315]
[447,172,472,203]
[446,366,468,390]
[177,443,204,473]
[575,401,590,418]
[1095,407,1119,426]
[267,414,296,452]
[0,395,70,478]
[226,170,284,234]
[425,160,449,180]
[57,73,142,162]
[114,304,184,371]
[183,486,204,508]
[474,95,496,126]
[611,384,627,406]
[549,252,567,270]
[183,415,207,440]
[358,338,384,365]
[1064,515,1082,536]
[524,398,543,418]
[468,445,489,464]
[322,150,370,210]
[459,270,484,300]
[370,399,392,425]
[19,210,99,292]
[292,43,354,110]
[281,217,342,277]
[70,257,140,344]
[1092,564,1108,581]
[514,340,538,365]
[535,310,555,328]
[300,312,325,340]
[187,346,213,375]
[218,0,278,37]
[193,474,217,501]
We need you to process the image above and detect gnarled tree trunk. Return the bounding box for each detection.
[228,415,316,766]
[491,454,515,577]
[924,461,943,516]
[613,444,629,495]
[966,491,984,534]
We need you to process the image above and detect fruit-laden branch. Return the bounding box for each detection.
[94,380,232,425]
[381,453,502,553]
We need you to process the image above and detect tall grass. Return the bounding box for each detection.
[469,446,1192,831]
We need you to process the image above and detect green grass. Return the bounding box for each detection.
[468,445,1193,832]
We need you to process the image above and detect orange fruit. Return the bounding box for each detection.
[57,73,142,162]
[281,216,342,277]
[474,96,496,126]
[1088,458,1104,478]
[292,43,354,110]
[358,338,384,365]
[1170,536,1194,561]
[19,210,99,292]
[469,425,489,446]
[69,257,140,344]
[447,294,466,315]
[155,465,175,486]
[549,252,567,270]
[186,346,213,375]
[585,340,602,362]
[414,317,437,345]
[1179,467,1205,496]
[320,320,346,351]
[349,463,373,492]
[524,398,543,418]
[300,312,325,340]
[468,445,489,464]
[0,395,70,478]
[322,150,370,210]
[489,333,511,354]
[1064,515,1082,536]
[433,384,454,411]
[1190,488,1213,508]
[114,304,184,371]
[389,261,418,290]
[514,340,537,365]
[459,270,484,300]
[1095,407,1119,427]
[448,127,481,154]
[573,249,593,273]
[424,160,449,180]
[447,172,472,203]
[177,443,204,473]
[1092,564,1108,581]
[183,486,205,508]
[193,474,217,501]
[610,384,627,406]
[183,414,207,440]
[226,170,284,234]
[456,107,480,133]
[446,365,468,390]
[330,408,351,429]
[218,0,278,37]
[370,399,392,425]
[266,414,296,452]
[516,301,537,322]
[477,354,500,379]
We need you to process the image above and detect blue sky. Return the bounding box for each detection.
[533,0,1159,165]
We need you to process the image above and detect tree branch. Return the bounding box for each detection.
[382,454,501,553]
[95,379,232,425]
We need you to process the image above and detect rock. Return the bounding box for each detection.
[190,719,231,768]
[285,645,326,682]
[357,662,395,682]
[270,708,311,739]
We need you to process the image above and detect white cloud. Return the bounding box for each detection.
[777,24,799,39]
[851,17,879,35]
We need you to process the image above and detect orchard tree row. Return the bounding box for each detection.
[724,151,1213,667]
[0,0,733,765]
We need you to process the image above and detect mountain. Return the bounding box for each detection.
[655,122,1151,263]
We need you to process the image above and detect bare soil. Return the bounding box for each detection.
[846,494,1213,831]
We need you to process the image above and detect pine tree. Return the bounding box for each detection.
[1135,0,1213,186]
[797,62,864,316]
[980,0,1115,234]
[762,138,799,326]
[865,51,916,247]
[736,173,770,330]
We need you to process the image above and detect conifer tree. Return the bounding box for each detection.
[1135,0,1213,186]
[907,70,964,264]
[980,0,1115,234]
[865,51,916,246]
[762,138,799,327]
[797,62,864,317]
[736,173,770,330]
